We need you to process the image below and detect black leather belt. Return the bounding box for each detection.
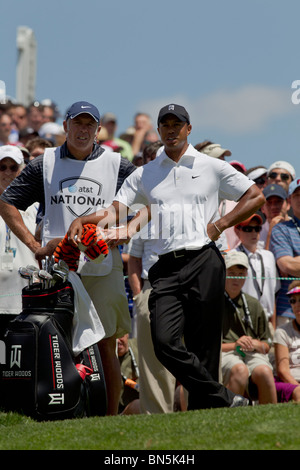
[158,248,202,261]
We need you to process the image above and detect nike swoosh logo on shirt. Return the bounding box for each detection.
[192,175,200,179]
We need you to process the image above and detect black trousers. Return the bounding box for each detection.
[148,243,235,409]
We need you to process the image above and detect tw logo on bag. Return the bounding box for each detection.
[48,393,65,405]
[10,345,22,368]
[1,344,32,378]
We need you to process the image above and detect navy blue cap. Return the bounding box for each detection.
[157,104,190,126]
[65,101,100,122]
[263,184,288,200]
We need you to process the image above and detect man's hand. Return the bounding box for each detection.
[236,335,255,352]
[207,222,222,242]
[34,238,62,263]
[67,218,84,246]
[104,226,130,249]
[78,224,109,260]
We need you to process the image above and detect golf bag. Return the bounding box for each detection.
[0,280,107,420]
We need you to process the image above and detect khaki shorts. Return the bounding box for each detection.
[81,247,131,339]
[221,350,273,386]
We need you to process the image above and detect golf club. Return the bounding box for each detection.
[18,266,33,287]
[26,265,40,284]
[38,269,53,289]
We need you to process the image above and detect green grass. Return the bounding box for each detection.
[1,403,300,451]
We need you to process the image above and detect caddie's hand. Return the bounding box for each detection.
[34,238,61,263]
[67,218,84,246]
[78,224,109,260]
[104,226,130,249]
[207,222,222,242]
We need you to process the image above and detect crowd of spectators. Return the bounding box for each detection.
[1,97,300,412]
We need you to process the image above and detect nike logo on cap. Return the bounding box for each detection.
[81,106,91,109]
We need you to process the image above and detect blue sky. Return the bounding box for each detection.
[1,0,300,175]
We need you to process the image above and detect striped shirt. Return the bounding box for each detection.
[0,142,136,216]
[269,217,300,319]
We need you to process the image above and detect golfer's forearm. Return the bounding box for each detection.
[79,210,116,229]
[79,201,129,229]
[0,200,40,253]
[218,185,265,232]
[127,206,151,239]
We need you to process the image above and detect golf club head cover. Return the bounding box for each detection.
[77,224,109,263]
[54,234,80,271]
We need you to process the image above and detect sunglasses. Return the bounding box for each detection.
[0,164,19,172]
[254,176,267,185]
[289,298,300,305]
[268,172,290,182]
[239,225,262,233]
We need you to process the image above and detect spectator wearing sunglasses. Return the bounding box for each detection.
[267,160,296,193]
[269,179,300,327]
[246,166,268,190]
[0,145,38,332]
[234,213,280,334]
[273,281,300,403]
[260,184,290,249]
[0,146,23,194]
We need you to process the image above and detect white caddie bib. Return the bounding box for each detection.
[43,147,121,276]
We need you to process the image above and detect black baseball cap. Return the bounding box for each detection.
[65,101,100,122]
[157,104,190,126]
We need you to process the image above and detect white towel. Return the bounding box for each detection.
[68,271,105,356]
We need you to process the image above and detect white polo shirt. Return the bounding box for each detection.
[127,223,159,279]
[115,144,254,256]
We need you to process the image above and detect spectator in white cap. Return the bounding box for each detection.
[0,145,24,194]
[222,250,277,405]
[267,160,296,192]
[0,145,39,331]
[246,166,268,190]
[38,122,66,147]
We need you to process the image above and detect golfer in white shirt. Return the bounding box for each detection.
[67,104,265,409]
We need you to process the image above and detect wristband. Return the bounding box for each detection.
[213,222,222,234]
